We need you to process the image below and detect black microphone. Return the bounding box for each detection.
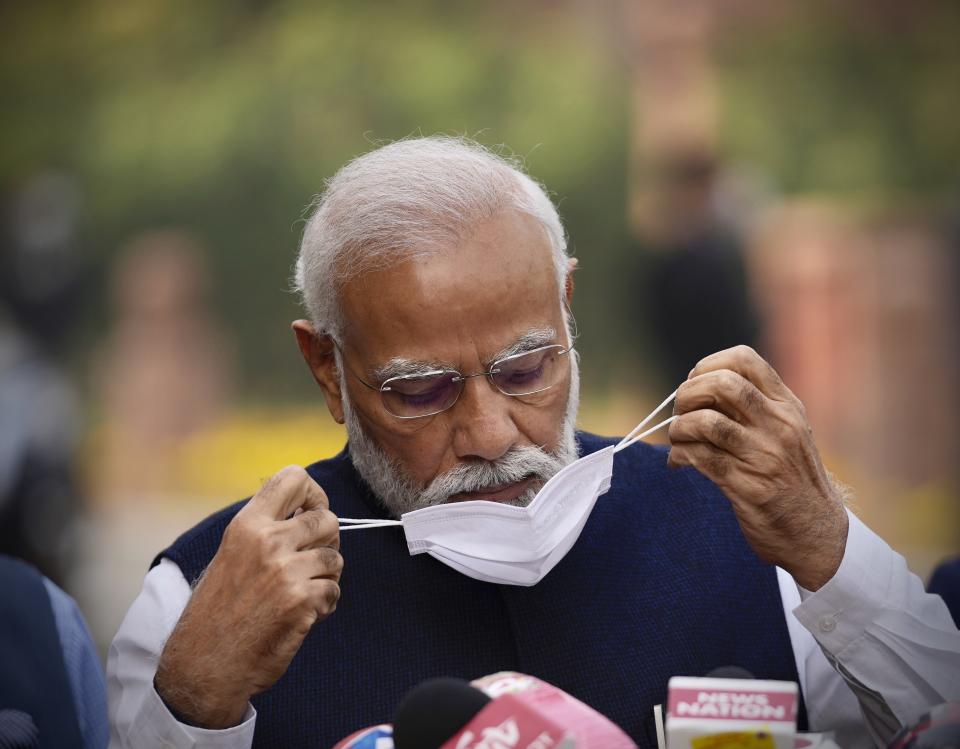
[705,666,755,680]
[0,710,40,749]
[393,677,491,749]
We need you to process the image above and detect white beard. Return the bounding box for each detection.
[342,351,581,518]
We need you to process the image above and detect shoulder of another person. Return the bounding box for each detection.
[0,553,42,581]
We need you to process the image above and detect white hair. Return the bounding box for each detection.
[293,136,569,338]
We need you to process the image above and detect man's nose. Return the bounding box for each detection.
[450,376,520,462]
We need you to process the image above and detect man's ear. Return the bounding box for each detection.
[564,257,578,305]
[292,320,345,424]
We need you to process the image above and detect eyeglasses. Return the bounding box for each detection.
[344,343,574,419]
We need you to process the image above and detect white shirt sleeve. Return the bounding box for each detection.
[106,558,257,749]
[778,509,960,748]
[114,513,959,748]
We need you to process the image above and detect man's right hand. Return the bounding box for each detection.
[154,465,342,729]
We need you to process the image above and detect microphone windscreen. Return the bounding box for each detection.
[0,710,39,749]
[393,677,491,749]
[705,666,755,680]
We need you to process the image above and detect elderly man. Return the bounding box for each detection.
[108,138,959,749]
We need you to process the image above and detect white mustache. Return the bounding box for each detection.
[419,446,565,506]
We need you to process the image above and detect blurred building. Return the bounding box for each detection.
[626,0,960,576]
[749,206,959,572]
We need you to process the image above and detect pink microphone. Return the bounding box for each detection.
[391,671,636,749]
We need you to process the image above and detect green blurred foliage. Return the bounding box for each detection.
[719,2,960,201]
[0,0,632,401]
[3,1,958,403]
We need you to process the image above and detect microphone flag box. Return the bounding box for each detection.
[666,676,798,749]
[461,671,637,749]
[439,692,576,749]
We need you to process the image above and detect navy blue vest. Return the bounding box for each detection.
[157,433,805,748]
[0,555,83,748]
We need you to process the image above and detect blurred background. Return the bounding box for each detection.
[1,0,958,656]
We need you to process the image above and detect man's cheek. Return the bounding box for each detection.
[384,437,449,487]
[520,409,566,452]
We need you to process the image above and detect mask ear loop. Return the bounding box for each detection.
[339,387,679,524]
[338,518,403,531]
[614,389,678,454]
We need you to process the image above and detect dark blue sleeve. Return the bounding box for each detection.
[43,579,109,749]
[928,557,960,628]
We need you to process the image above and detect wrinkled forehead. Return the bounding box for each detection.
[338,211,565,366]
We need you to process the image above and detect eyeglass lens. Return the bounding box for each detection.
[380,345,568,418]
[381,371,462,418]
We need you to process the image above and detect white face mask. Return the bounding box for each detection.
[339,391,677,586]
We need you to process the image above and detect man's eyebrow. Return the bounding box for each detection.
[372,357,451,383]
[492,327,558,361]
[370,327,559,382]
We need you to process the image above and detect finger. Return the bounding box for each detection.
[688,345,793,402]
[299,476,330,513]
[307,578,341,618]
[668,409,753,460]
[293,477,332,515]
[287,546,344,582]
[286,508,340,551]
[247,466,329,521]
[674,369,767,424]
[667,441,740,485]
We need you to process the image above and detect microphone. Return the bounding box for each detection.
[888,702,960,749]
[393,678,491,749]
[0,710,40,749]
[331,723,394,749]
[705,666,755,680]
[392,672,637,749]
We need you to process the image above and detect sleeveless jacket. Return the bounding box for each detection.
[156,432,806,748]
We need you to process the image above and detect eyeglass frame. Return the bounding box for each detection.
[335,340,577,420]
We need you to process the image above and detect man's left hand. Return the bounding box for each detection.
[667,345,848,591]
